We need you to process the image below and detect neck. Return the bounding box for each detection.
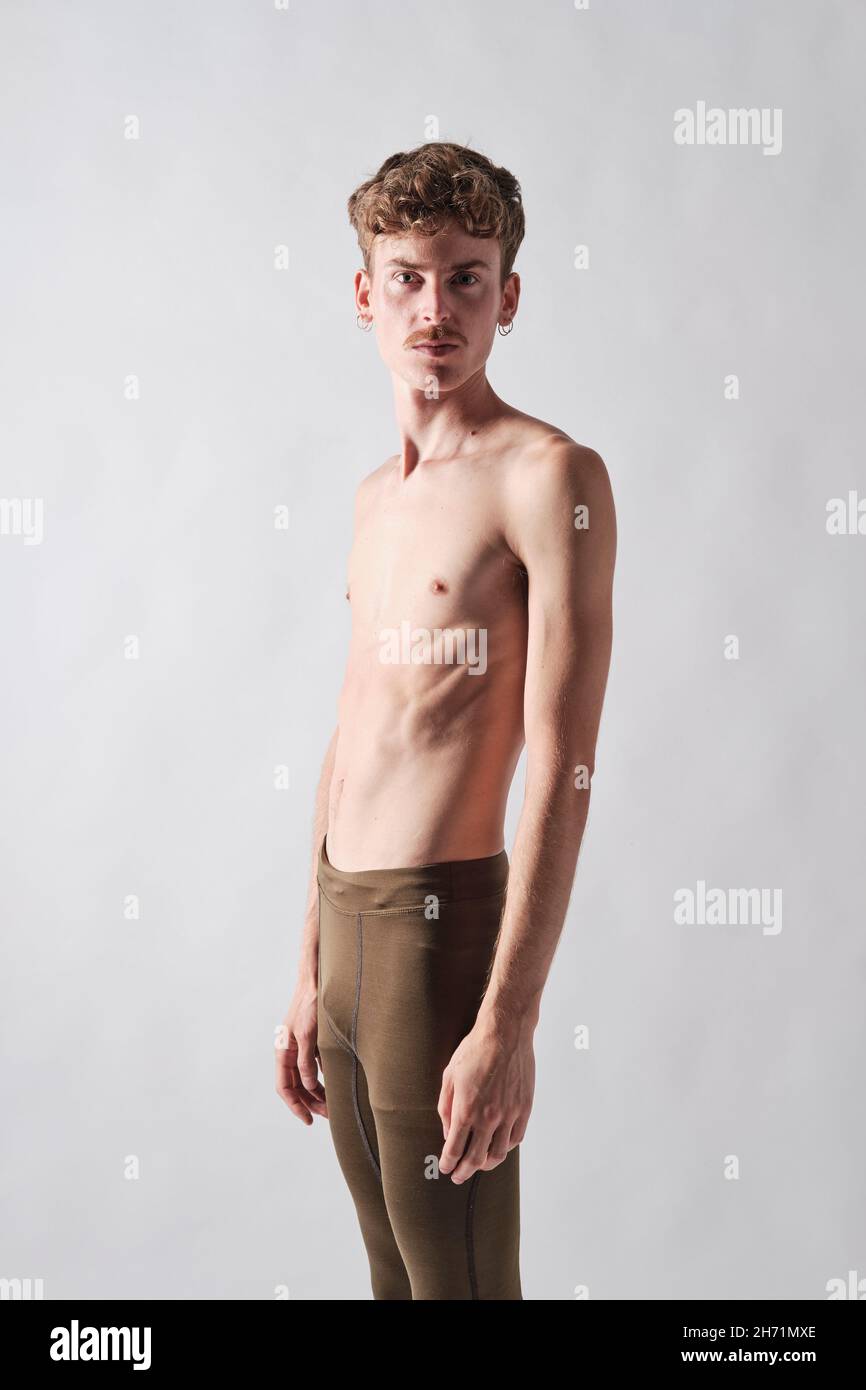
[391,367,506,478]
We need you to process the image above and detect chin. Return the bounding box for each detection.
[416,359,473,388]
[399,364,450,391]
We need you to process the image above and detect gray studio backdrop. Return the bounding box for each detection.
[1,0,864,1301]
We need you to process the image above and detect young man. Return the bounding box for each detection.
[275,142,616,1300]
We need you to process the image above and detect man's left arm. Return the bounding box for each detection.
[438,440,616,1182]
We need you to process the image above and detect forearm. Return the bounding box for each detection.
[297,726,339,990]
[476,742,592,1036]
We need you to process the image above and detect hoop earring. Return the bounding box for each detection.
[356,314,373,331]
[497,319,514,336]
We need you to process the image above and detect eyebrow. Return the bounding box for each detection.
[383,258,489,272]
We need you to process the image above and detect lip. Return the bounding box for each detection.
[410,342,460,357]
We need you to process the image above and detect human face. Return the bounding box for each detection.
[354,220,518,391]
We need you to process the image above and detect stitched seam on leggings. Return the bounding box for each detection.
[321,1002,381,1180]
[466,1171,482,1300]
[350,911,381,1182]
[317,886,507,918]
[323,1003,353,1056]
[320,894,382,1184]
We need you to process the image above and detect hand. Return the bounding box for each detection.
[275,980,328,1125]
[437,1016,535,1183]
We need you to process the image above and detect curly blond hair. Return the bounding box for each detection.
[347,141,525,285]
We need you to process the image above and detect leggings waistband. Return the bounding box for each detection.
[317,834,509,913]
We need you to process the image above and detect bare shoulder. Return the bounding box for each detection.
[500,414,615,542]
[504,413,608,482]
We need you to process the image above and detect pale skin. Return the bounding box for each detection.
[276,217,616,1184]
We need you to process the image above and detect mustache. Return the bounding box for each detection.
[405,327,464,347]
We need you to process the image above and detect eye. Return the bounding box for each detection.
[394,272,415,284]
[453,272,479,286]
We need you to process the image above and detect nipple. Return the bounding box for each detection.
[430,577,448,595]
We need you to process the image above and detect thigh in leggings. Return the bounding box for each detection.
[316,839,522,1301]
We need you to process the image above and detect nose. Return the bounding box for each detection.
[420,278,450,325]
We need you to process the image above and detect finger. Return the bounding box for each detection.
[311,1045,329,1116]
[437,1073,454,1141]
[275,1045,325,1122]
[450,1126,495,1184]
[297,1041,327,1111]
[274,1033,299,1095]
[507,1116,528,1147]
[275,1074,314,1124]
[298,1083,328,1119]
[438,1118,471,1175]
[277,1072,328,1124]
[479,1122,511,1170]
[296,1081,328,1118]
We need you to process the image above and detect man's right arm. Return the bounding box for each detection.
[274,725,338,1124]
[297,724,338,990]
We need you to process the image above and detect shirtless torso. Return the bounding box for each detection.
[326,408,557,871]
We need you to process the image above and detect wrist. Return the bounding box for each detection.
[476,993,540,1040]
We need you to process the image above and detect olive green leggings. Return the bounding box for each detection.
[316,835,522,1300]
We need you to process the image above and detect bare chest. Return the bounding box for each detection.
[346,484,523,635]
